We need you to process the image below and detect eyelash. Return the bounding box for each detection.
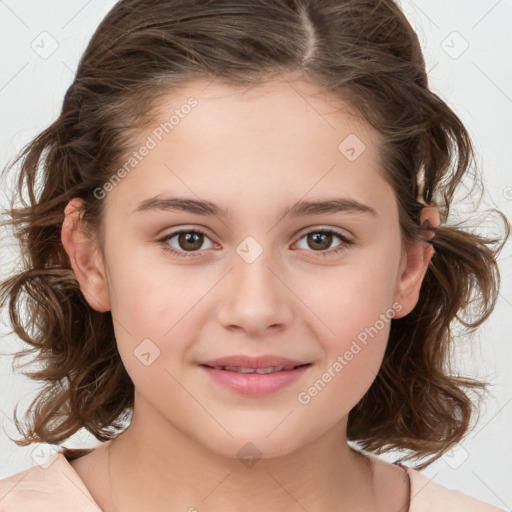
[157,227,353,259]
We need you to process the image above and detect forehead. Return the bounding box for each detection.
[105,77,396,220]
[153,76,370,147]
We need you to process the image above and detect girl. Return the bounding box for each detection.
[0,1,509,511]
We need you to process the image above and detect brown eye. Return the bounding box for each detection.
[176,231,204,251]
[306,232,334,251]
[159,229,215,258]
[295,228,353,257]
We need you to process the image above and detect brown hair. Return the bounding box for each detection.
[0,0,508,469]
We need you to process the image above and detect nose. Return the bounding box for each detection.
[217,249,294,336]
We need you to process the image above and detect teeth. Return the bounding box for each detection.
[213,365,298,373]
[239,367,258,374]
[256,366,283,374]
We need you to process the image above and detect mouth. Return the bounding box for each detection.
[201,363,311,374]
[199,362,312,396]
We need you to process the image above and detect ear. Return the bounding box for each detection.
[393,204,440,319]
[61,197,110,312]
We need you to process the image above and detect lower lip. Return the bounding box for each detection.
[199,365,311,396]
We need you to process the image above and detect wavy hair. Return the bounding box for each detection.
[0,0,508,469]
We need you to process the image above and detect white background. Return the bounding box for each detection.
[0,0,511,509]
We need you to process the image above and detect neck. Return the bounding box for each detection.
[105,399,378,512]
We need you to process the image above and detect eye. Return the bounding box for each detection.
[158,228,215,258]
[294,228,353,257]
[157,227,353,259]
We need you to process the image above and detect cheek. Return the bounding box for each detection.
[105,244,201,332]
[296,280,393,425]
[104,254,216,379]
[294,254,400,409]
[306,253,400,343]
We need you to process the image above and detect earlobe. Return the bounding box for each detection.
[61,198,110,312]
[393,204,439,318]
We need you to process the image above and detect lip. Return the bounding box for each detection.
[198,354,312,396]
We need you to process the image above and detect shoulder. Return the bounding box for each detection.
[361,449,505,512]
[0,448,101,512]
[404,466,506,512]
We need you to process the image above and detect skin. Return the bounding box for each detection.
[61,76,438,512]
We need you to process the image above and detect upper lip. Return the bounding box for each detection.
[199,355,310,369]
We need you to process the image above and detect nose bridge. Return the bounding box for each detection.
[217,235,293,333]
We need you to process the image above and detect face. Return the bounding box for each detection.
[64,77,431,460]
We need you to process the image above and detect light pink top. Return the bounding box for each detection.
[0,444,506,511]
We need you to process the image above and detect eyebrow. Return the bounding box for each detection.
[132,195,378,219]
